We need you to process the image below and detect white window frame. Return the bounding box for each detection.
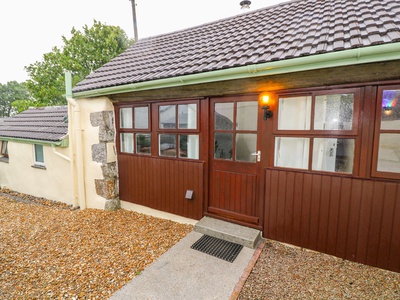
[33,144,45,167]
[1,141,8,157]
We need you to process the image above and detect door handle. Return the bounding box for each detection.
[251,150,261,162]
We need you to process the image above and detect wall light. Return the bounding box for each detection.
[259,92,277,120]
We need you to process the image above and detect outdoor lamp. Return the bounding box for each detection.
[259,92,276,120]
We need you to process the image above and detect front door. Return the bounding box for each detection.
[208,95,263,228]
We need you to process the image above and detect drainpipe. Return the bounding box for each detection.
[65,72,86,209]
[51,145,71,161]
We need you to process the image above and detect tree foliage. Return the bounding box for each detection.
[25,20,133,106]
[0,81,31,117]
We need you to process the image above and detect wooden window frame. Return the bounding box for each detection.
[371,84,400,180]
[117,104,152,155]
[155,100,200,160]
[116,100,200,160]
[272,88,361,175]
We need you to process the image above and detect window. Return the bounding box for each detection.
[1,141,8,157]
[158,102,199,159]
[0,141,8,162]
[34,144,45,166]
[118,105,151,155]
[274,89,359,174]
[117,101,200,160]
[373,86,400,179]
[213,101,258,162]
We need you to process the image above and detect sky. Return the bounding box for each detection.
[0,0,286,84]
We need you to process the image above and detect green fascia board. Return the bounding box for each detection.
[0,136,69,148]
[72,43,400,99]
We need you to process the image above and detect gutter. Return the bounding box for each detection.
[0,137,68,147]
[72,42,400,98]
[65,72,86,209]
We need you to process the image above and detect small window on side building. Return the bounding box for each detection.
[0,141,9,162]
[33,144,45,167]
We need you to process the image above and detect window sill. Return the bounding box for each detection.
[0,157,9,163]
[31,164,46,170]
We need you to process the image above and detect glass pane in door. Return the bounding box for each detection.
[236,133,257,162]
[214,133,233,160]
[215,103,234,130]
[237,101,258,130]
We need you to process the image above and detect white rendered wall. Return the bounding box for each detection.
[0,142,74,205]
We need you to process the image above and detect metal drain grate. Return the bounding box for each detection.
[190,235,243,263]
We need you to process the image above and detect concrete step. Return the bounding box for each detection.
[194,216,263,249]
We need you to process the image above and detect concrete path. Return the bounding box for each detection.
[109,231,258,300]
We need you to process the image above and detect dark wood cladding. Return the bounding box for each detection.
[209,170,259,225]
[264,169,400,272]
[118,155,204,220]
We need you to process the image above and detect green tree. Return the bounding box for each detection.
[0,81,31,117]
[25,20,133,106]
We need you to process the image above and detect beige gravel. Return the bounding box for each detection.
[0,191,193,299]
[239,240,400,299]
[2,189,400,299]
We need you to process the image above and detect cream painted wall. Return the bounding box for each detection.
[75,96,116,209]
[0,141,74,205]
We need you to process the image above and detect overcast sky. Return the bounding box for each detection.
[0,0,286,84]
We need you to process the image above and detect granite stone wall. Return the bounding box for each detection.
[90,111,121,211]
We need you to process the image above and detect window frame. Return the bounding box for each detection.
[156,100,200,159]
[213,99,259,163]
[371,84,400,180]
[1,141,8,157]
[117,104,152,155]
[272,88,361,175]
[116,100,200,160]
[0,141,9,162]
[33,144,45,167]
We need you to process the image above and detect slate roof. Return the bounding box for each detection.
[73,0,400,93]
[0,106,68,142]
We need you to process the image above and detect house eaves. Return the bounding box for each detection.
[72,42,400,99]
[0,136,69,147]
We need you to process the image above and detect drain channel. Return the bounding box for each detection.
[190,235,243,263]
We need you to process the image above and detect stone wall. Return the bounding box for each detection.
[90,111,121,211]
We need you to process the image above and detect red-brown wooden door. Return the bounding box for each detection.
[208,95,263,228]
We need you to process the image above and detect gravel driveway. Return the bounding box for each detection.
[0,191,193,299]
[238,239,400,299]
[1,189,399,299]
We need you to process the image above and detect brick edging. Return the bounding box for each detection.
[229,239,267,300]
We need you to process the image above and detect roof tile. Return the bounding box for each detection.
[73,0,400,93]
[0,106,68,142]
